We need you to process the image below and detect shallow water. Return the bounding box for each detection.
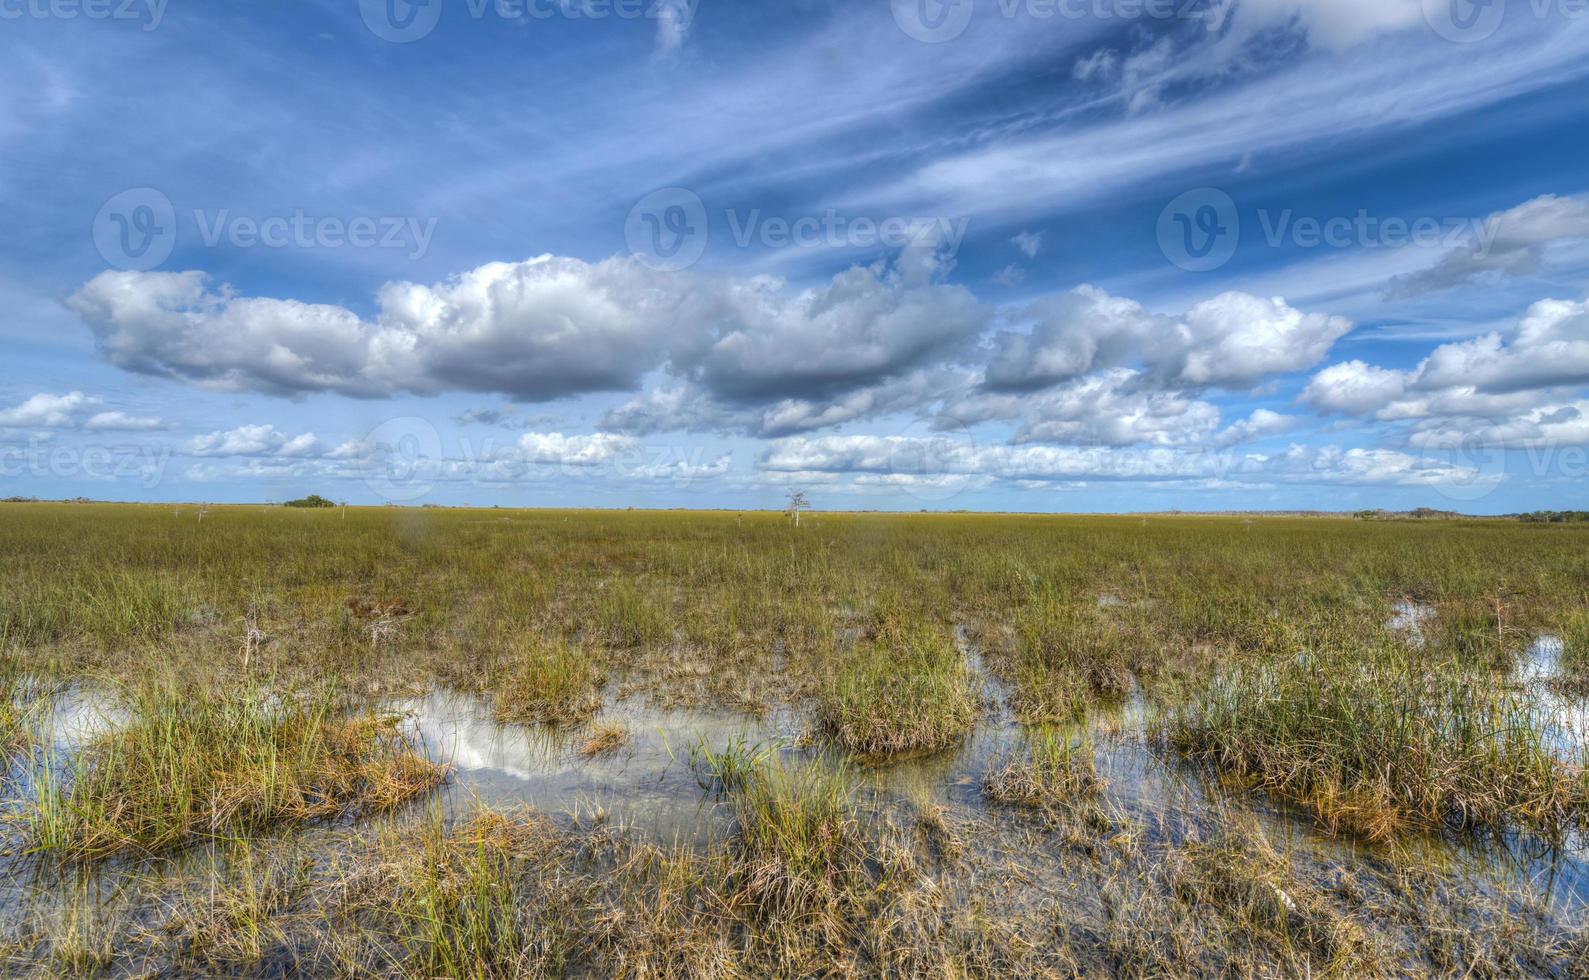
[1387,600,1436,646]
[4,631,1589,973]
[397,690,794,846]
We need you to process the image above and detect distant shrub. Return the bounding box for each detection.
[284,494,338,509]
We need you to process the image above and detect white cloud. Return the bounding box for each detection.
[1304,298,1589,449]
[0,391,164,432]
[1214,409,1300,447]
[514,432,634,467]
[185,424,323,458]
[947,369,1222,447]
[1010,231,1043,258]
[1406,401,1589,450]
[1386,194,1589,298]
[69,251,986,416]
[761,434,1483,489]
[1301,360,1410,415]
[83,411,164,431]
[984,287,1351,391]
[1306,299,1589,420]
[0,392,96,428]
[1229,0,1425,50]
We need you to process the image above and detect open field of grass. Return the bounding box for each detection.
[1,502,1587,975]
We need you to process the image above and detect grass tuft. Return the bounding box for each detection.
[494,639,604,726]
[817,627,977,756]
[27,680,446,861]
[1164,650,1589,839]
[579,719,629,756]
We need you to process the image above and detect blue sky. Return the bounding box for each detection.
[2,0,1588,512]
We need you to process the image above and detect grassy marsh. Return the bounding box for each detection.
[1,503,1588,975]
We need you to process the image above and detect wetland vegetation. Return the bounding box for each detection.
[1,502,1587,976]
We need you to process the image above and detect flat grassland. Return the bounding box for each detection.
[1,503,1587,976]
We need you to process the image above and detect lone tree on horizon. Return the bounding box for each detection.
[785,488,810,527]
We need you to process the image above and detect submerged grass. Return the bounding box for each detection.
[984,726,1102,810]
[26,680,446,861]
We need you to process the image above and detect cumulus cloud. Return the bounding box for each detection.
[1301,360,1410,416]
[69,251,985,416]
[1306,299,1589,414]
[68,259,690,400]
[513,432,634,467]
[0,392,98,428]
[84,411,165,431]
[0,391,163,432]
[686,251,987,403]
[1385,194,1589,298]
[946,370,1222,447]
[761,434,1482,489]
[984,287,1351,392]
[1010,231,1043,258]
[1214,408,1300,446]
[1405,402,1589,451]
[70,255,1359,455]
[186,424,324,458]
[1304,298,1589,447]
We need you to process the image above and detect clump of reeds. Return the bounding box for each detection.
[26,680,447,861]
[984,727,1102,810]
[721,753,871,936]
[817,627,977,756]
[1163,650,1589,839]
[166,840,314,968]
[579,719,629,756]
[1557,609,1589,682]
[1,673,36,762]
[493,639,604,726]
[386,808,581,978]
[1009,593,1138,722]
